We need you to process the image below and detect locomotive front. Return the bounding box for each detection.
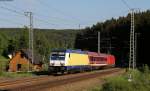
[49,50,66,73]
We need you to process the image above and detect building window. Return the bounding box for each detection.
[17,64,22,71]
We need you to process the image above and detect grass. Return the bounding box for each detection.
[89,86,102,91]
[91,65,150,91]
[0,71,34,78]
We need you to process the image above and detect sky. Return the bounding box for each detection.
[0,0,150,29]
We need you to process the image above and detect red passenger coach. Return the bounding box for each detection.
[88,52,115,68]
[107,55,115,65]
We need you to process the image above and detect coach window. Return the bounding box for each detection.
[91,57,94,61]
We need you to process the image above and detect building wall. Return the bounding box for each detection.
[9,52,31,72]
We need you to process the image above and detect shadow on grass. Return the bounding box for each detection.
[32,71,49,75]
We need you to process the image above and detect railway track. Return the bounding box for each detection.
[0,68,124,91]
[0,76,49,86]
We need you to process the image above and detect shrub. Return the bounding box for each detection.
[100,65,150,91]
[101,76,133,91]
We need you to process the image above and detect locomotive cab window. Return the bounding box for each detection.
[51,51,66,60]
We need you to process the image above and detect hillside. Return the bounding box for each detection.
[75,10,150,66]
[0,10,150,67]
[0,28,80,63]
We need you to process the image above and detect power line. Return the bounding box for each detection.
[0,5,31,28]
[0,6,25,16]
[121,0,131,9]
[37,0,81,23]
[0,5,60,27]
[0,18,24,26]
[6,2,71,27]
[1,1,97,28]
[37,0,92,28]
[34,13,79,25]
[3,2,24,11]
[34,16,58,26]
[0,11,25,26]
[0,3,29,27]
[3,2,72,24]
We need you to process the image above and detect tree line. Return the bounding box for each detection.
[0,10,150,67]
[0,28,79,64]
[75,10,150,67]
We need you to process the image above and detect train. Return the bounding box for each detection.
[48,49,115,74]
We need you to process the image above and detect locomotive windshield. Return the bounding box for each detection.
[50,51,66,60]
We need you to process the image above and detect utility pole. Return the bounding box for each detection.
[98,31,100,53]
[79,24,81,30]
[129,8,139,70]
[128,9,140,82]
[135,33,137,68]
[135,33,140,68]
[129,8,140,71]
[109,38,112,54]
[129,9,135,70]
[24,12,34,71]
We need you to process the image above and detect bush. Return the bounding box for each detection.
[101,76,133,91]
[100,65,150,91]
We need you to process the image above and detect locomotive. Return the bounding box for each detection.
[48,49,115,73]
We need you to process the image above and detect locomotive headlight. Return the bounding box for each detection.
[50,63,54,66]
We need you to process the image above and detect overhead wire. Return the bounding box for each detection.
[1,0,96,28]
[2,2,49,20]
[34,16,58,26]
[0,3,26,27]
[5,2,73,27]
[37,0,125,28]
[34,12,78,25]
[0,17,25,27]
[121,0,131,10]
[0,6,25,16]
[0,4,60,28]
[0,4,30,27]
[3,1,78,26]
[37,0,81,23]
